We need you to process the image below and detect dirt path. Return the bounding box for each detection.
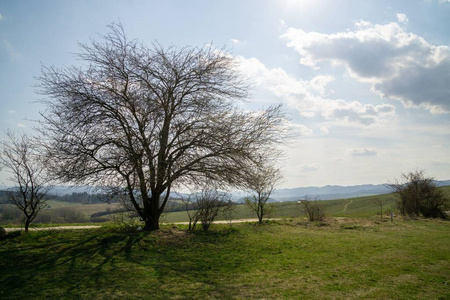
[342,200,353,212]
[168,218,280,225]
[4,219,279,232]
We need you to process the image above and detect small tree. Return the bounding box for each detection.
[300,197,326,222]
[245,165,281,224]
[388,170,449,219]
[183,188,231,231]
[0,131,51,232]
[182,194,200,231]
[373,198,384,220]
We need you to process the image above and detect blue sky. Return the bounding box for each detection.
[1,0,449,188]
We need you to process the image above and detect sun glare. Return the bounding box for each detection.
[280,0,321,10]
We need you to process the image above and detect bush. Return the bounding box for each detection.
[183,189,232,231]
[300,199,326,222]
[389,170,449,219]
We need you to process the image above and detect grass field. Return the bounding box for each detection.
[1,218,449,299]
[161,192,400,223]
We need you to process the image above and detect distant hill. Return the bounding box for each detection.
[2,180,449,203]
[271,180,450,201]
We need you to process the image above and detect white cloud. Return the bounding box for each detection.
[348,148,377,156]
[281,15,450,113]
[396,13,408,23]
[230,38,240,46]
[287,123,313,136]
[320,126,329,134]
[0,13,3,21]
[8,110,16,114]
[17,123,26,128]
[237,56,395,125]
[300,163,319,172]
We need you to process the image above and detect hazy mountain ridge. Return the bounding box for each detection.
[272,180,450,201]
[2,181,449,202]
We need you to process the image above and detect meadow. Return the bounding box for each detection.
[1,218,449,299]
[1,188,449,299]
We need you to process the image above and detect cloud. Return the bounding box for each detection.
[17,123,26,128]
[281,15,450,113]
[348,148,377,156]
[287,123,313,136]
[230,38,240,46]
[0,13,3,21]
[8,110,16,115]
[396,13,408,23]
[237,56,395,125]
[322,101,395,126]
[300,163,319,172]
[320,126,329,134]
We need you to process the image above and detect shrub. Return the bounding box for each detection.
[183,189,232,231]
[389,170,449,219]
[300,199,326,222]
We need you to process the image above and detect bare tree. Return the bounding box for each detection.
[0,131,51,232]
[196,189,231,232]
[182,194,200,231]
[182,188,231,231]
[300,197,326,222]
[37,23,285,231]
[373,198,384,220]
[388,170,448,219]
[245,165,281,224]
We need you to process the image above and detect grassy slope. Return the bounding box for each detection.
[161,186,450,223]
[0,219,449,299]
[162,192,399,223]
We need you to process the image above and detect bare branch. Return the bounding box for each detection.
[37,23,286,230]
[0,130,52,231]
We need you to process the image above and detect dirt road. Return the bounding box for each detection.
[4,218,279,232]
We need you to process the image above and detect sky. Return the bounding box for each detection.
[0,0,449,189]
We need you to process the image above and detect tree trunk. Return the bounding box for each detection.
[258,200,263,224]
[142,194,162,231]
[143,217,160,231]
[24,219,31,233]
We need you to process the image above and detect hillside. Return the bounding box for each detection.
[162,186,450,223]
[271,180,450,201]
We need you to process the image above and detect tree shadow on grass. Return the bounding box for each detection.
[0,229,149,299]
[0,228,246,299]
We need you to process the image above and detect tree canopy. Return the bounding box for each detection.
[38,23,285,230]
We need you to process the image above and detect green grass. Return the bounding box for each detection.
[160,193,399,223]
[1,218,449,299]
